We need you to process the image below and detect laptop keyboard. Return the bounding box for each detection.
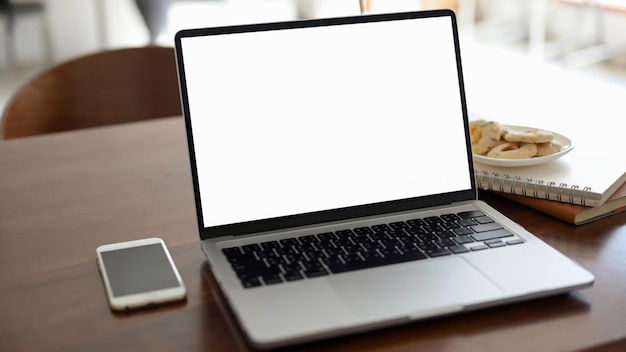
[221,210,525,288]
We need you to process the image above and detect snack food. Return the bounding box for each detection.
[486,142,537,159]
[470,120,562,159]
[470,120,502,155]
[503,129,554,143]
[535,141,563,156]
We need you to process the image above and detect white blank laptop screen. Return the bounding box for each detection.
[180,15,472,228]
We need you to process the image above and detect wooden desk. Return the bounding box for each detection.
[1,117,625,352]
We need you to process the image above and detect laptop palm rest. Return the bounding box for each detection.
[329,257,503,320]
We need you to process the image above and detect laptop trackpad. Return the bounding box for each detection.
[329,257,503,320]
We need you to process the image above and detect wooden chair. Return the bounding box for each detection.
[1,46,182,139]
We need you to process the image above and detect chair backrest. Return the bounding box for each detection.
[1,46,182,139]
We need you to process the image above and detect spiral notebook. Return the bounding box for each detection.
[474,156,626,224]
[474,161,626,207]
[497,182,626,225]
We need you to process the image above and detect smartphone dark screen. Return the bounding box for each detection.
[100,243,181,297]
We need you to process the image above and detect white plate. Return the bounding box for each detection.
[473,125,574,167]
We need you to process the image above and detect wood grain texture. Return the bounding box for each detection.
[1,46,182,139]
[1,117,625,351]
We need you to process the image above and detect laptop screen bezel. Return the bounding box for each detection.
[175,9,477,240]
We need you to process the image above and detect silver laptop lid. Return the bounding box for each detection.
[175,10,475,239]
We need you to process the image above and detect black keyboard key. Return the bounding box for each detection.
[453,235,474,244]
[387,229,407,238]
[485,239,506,248]
[299,235,318,244]
[341,253,364,265]
[378,246,402,258]
[452,227,474,236]
[353,227,373,235]
[295,242,316,252]
[399,235,419,245]
[475,216,495,224]
[350,234,373,244]
[458,218,478,227]
[417,241,438,251]
[302,259,329,278]
[380,249,427,264]
[335,229,354,238]
[393,233,410,244]
[341,244,357,254]
[457,210,485,219]
[315,239,336,250]
[321,254,343,267]
[224,251,258,265]
[260,241,280,250]
[471,222,503,233]
[284,271,304,281]
[406,218,426,228]
[241,244,261,253]
[441,213,460,221]
[371,224,391,233]
[236,259,271,273]
[433,229,455,238]
[317,232,337,241]
[265,255,286,267]
[256,249,278,259]
[406,226,429,236]
[422,224,441,233]
[304,267,329,278]
[279,238,299,247]
[283,253,304,264]
[441,221,461,230]
[471,228,513,242]
[323,246,343,257]
[435,238,456,247]
[507,239,525,245]
[389,221,409,230]
[262,273,283,285]
[359,250,384,262]
[242,276,262,288]
[379,237,401,248]
[332,236,353,247]
[370,231,390,241]
[326,260,363,274]
[397,244,420,254]
[274,245,297,256]
[361,241,384,252]
[417,233,437,242]
[231,262,254,274]
[301,248,322,260]
[424,216,443,224]
[301,257,324,269]
[222,247,242,256]
[448,245,470,254]
[425,248,451,257]
[236,264,280,288]
[281,262,301,272]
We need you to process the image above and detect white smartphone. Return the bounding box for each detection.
[96,238,187,311]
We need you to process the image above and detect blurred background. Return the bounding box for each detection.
[2,0,626,114]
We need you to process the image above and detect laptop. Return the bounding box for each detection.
[174,9,594,350]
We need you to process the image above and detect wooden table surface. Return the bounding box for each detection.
[1,117,625,352]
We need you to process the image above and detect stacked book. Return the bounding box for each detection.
[474,162,626,225]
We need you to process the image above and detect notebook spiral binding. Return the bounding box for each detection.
[474,170,592,206]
